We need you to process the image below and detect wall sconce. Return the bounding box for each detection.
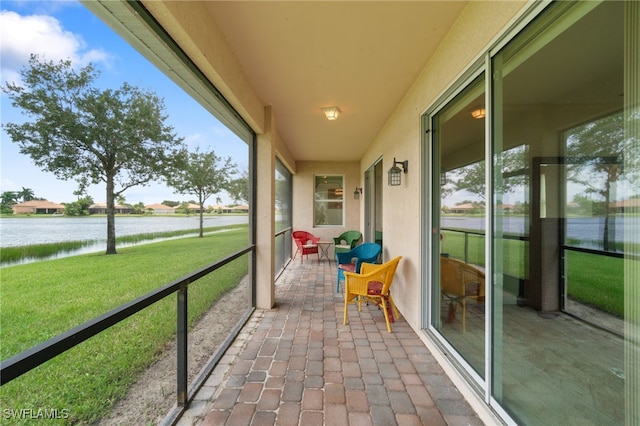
[322,106,341,120]
[440,171,447,186]
[354,187,363,200]
[470,106,486,119]
[388,158,408,186]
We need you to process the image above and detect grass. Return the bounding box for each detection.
[565,250,624,317]
[0,241,96,264]
[440,229,623,316]
[0,225,241,264]
[0,226,249,424]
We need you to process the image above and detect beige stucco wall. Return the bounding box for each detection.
[292,161,361,256]
[142,1,266,134]
[360,1,528,329]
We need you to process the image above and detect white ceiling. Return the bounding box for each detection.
[202,2,468,162]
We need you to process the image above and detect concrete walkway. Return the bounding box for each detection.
[177,258,485,425]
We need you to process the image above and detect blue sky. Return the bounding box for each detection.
[1,0,247,206]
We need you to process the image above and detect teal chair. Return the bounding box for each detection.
[336,242,381,292]
[333,230,362,254]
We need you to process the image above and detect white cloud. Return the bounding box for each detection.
[0,10,109,85]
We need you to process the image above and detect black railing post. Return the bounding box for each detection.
[464,231,469,264]
[177,283,188,407]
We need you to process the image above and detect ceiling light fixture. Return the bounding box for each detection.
[322,107,341,120]
[471,107,486,119]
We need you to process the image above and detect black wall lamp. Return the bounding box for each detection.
[388,158,408,186]
[354,187,363,200]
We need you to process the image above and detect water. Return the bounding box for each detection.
[441,216,634,247]
[0,215,248,247]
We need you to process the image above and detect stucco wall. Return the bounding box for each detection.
[361,1,528,329]
[292,161,361,255]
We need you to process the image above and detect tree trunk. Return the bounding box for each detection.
[602,168,617,252]
[106,176,117,254]
[198,195,204,238]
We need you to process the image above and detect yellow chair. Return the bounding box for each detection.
[440,256,485,333]
[343,256,402,332]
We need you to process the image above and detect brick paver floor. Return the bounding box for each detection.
[177,259,485,425]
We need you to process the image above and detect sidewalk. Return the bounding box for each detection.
[177,258,484,425]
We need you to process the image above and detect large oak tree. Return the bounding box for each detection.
[3,55,183,254]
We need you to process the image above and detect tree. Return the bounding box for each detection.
[64,196,94,216]
[566,111,635,251]
[166,147,237,237]
[18,187,35,202]
[161,200,180,207]
[2,55,184,254]
[450,145,528,201]
[1,191,19,214]
[132,202,146,215]
[227,171,249,204]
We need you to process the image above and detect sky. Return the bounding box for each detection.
[0,0,247,206]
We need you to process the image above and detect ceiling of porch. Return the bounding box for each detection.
[159,2,468,162]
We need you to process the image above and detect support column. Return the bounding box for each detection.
[624,2,640,424]
[255,106,276,309]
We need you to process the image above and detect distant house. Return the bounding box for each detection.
[500,204,515,213]
[12,200,65,215]
[145,203,176,214]
[186,203,203,213]
[89,203,133,214]
[228,205,249,213]
[610,198,640,213]
[447,203,478,214]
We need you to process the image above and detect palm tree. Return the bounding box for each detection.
[18,187,35,202]
[1,191,19,205]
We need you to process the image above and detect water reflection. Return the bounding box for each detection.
[0,215,249,266]
[0,215,248,247]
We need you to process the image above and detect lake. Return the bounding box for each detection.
[0,215,249,247]
[442,216,635,247]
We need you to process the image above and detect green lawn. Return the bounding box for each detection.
[440,229,624,317]
[565,250,624,317]
[0,226,249,424]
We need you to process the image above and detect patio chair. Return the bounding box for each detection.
[335,242,381,292]
[343,256,402,332]
[440,256,485,333]
[333,230,362,254]
[292,231,320,263]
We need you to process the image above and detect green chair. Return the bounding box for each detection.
[333,230,362,254]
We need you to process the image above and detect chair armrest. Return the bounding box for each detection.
[333,237,342,245]
[311,236,321,244]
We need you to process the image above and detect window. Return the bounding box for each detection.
[313,175,344,226]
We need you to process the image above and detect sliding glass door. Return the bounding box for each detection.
[426,1,637,424]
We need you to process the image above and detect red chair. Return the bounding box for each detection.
[292,231,320,263]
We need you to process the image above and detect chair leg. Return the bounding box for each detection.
[388,296,400,321]
[343,297,349,325]
[380,298,392,333]
[461,299,466,333]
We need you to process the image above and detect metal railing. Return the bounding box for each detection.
[275,227,293,279]
[1,245,255,424]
